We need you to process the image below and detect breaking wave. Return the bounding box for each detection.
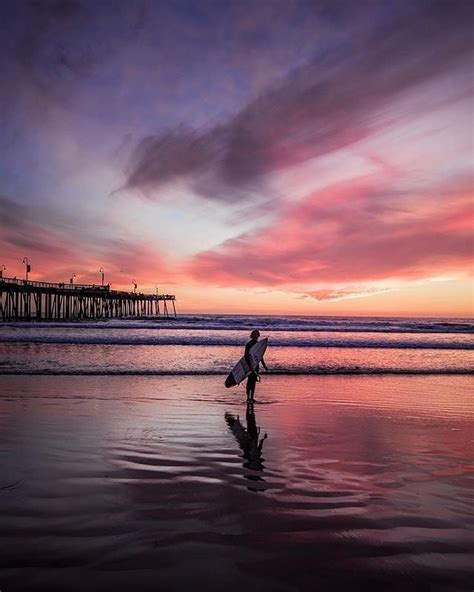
[1,315,473,334]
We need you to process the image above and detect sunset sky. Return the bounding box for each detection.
[0,0,472,316]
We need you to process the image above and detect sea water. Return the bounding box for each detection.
[0,314,473,374]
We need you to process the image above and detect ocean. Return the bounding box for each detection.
[0,315,473,591]
[0,314,473,375]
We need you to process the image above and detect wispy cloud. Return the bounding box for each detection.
[307,287,395,302]
[0,195,77,259]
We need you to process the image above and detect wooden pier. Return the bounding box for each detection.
[0,277,177,321]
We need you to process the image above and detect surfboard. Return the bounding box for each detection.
[225,338,268,388]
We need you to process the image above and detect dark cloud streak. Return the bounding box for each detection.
[123,0,473,203]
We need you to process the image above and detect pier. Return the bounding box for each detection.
[0,277,177,321]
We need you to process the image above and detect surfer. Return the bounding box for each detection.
[245,330,268,402]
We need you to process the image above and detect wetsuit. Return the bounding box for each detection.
[245,339,260,400]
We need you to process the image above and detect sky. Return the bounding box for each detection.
[0,0,473,316]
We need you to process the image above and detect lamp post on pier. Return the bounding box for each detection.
[0,265,5,279]
[132,279,137,293]
[99,267,105,286]
[22,257,30,281]
[70,273,76,285]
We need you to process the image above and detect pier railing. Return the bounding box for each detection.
[0,276,177,321]
[0,277,111,291]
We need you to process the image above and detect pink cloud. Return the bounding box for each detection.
[186,174,474,294]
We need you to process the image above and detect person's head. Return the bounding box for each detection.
[250,329,260,341]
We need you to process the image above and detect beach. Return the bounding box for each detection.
[0,316,473,591]
[0,375,472,591]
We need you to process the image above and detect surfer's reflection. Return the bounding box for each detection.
[225,402,268,492]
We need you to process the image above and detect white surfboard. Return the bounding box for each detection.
[225,338,268,388]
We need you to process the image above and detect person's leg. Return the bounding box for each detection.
[249,373,256,401]
[247,373,256,401]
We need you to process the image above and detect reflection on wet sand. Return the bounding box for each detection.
[1,375,473,592]
[225,402,267,491]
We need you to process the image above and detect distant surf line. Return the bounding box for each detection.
[0,369,472,376]
[1,338,472,349]
[1,325,472,335]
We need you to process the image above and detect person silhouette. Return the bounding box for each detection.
[225,401,268,491]
[244,329,268,402]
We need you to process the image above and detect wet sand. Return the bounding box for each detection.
[0,375,473,591]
